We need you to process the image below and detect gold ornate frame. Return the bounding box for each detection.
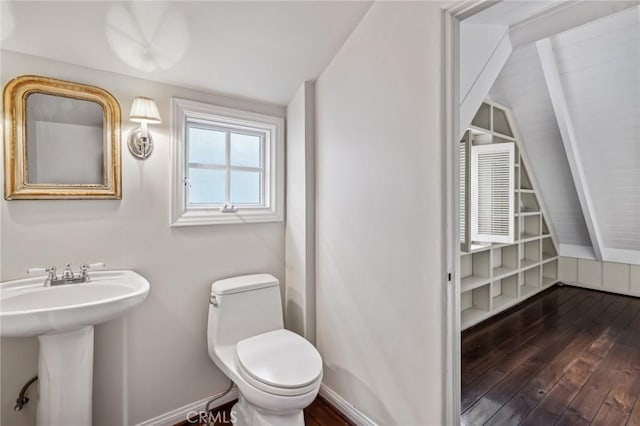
[3,75,122,199]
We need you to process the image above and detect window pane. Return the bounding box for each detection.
[188,168,225,205]
[230,170,260,204]
[188,127,226,165]
[230,133,261,168]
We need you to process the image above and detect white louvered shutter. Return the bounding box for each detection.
[459,131,471,250]
[460,140,466,242]
[471,143,515,244]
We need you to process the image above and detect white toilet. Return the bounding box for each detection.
[207,274,323,426]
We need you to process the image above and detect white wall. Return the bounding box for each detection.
[285,81,316,342]
[315,3,444,424]
[459,24,512,135]
[0,50,285,425]
[559,256,640,297]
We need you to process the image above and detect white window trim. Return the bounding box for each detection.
[170,98,284,226]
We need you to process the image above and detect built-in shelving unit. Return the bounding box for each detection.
[460,101,559,330]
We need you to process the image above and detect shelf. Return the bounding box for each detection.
[461,308,490,329]
[462,243,492,254]
[520,163,533,190]
[470,103,491,132]
[459,101,563,330]
[492,266,517,280]
[541,237,556,261]
[522,240,540,264]
[523,266,540,289]
[461,275,490,292]
[461,251,490,287]
[520,209,540,215]
[493,294,516,310]
[521,259,539,270]
[520,192,540,213]
[468,125,491,136]
[543,260,558,286]
[517,211,540,217]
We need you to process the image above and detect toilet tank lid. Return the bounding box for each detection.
[212,274,279,295]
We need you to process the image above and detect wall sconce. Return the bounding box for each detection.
[128,97,161,159]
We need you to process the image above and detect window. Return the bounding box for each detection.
[471,143,515,244]
[171,98,284,226]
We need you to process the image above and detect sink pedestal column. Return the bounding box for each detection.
[37,326,94,426]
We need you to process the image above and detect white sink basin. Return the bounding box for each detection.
[0,269,150,426]
[0,270,149,337]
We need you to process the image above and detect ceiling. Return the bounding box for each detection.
[487,4,640,262]
[0,1,372,106]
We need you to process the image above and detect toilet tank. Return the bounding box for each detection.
[208,274,283,351]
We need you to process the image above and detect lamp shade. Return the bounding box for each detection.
[129,97,161,123]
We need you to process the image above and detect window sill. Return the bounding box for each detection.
[170,208,283,226]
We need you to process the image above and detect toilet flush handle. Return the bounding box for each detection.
[210,294,218,307]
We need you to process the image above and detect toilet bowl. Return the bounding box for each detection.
[207,274,322,426]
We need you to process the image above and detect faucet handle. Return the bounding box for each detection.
[27,266,56,277]
[79,262,105,282]
[80,262,106,272]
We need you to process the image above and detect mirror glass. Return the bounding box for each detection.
[3,75,121,199]
[26,93,105,185]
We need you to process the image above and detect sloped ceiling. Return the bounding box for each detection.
[489,44,593,249]
[0,1,372,105]
[483,4,640,264]
[551,8,640,253]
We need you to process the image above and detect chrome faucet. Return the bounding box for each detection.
[62,264,75,281]
[28,263,105,286]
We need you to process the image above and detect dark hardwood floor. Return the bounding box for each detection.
[175,396,351,425]
[462,284,640,426]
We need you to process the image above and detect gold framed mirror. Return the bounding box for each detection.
[3,75,121,199]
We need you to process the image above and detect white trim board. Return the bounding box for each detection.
[134,388,238,426]
[560,244,640,266]
[602,249,640,267]
[536,38,604,261]
[459,26,512,136]
[563,282,640,299]
[134,384,375,426]
[319,384,378,426]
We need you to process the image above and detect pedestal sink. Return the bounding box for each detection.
[0,270,150,425]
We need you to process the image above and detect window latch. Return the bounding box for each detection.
[220,203,237,213]
[183,177,191,188]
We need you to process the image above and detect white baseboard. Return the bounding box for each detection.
[135,387,238,426]
[319,384,378,426]
[136,383,377,426]
[563,281,640,298]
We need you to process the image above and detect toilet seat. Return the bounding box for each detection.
[235,329,322,397]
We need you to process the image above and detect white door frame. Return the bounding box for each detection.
[442,2,498,425]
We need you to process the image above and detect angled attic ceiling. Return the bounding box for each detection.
[0,1,372,105]
[462,2,640,265]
